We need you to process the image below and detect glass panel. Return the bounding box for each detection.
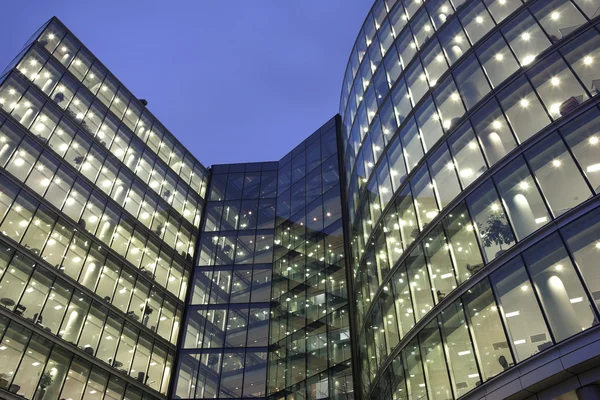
[467,181,515,262]
[525,132,592,216]
[463,280,514,381]
[494,157,550,240]
[440,301,479,397]
[523,233,595,341]
[491,257,552,362]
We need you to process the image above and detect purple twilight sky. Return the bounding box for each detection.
[0,1,372,167]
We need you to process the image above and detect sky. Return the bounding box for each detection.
[0,1,371,167]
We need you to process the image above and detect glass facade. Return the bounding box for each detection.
[340,0,600,399]
[173,118,354,400]
[1,3,600,399]
[0,17,207,400]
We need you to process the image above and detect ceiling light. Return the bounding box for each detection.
[550,76,560,86]
[550,11,560,21]
[475,16,483,24]
[522,32,531,41]
[522,55,536,65]
[520,98,530,108]
[583,56,593,66]
[495,53,504,61]
[519,181,529,190]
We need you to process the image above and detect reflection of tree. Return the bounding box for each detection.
[478,210,512,253]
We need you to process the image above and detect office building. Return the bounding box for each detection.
[0,0,600,398]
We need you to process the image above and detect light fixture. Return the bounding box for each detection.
[495,53,504,61]
[520,98,530,108]
[552,159,562,167]
[492,120,502,129]
[475,16,483,24]
[550,11,560,21]
[522,32,531,41]
[519,181,529,190]
[586,164,600,173]
[550,76,560,86]
[583,56,593,66]
[522,55,536,65]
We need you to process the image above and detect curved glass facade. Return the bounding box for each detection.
[340,0,600,398]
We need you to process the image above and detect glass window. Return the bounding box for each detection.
[454,54,490,109]
[493,157,551,240]
[528,53,588,120]
[560,29,600,94]
[434,76,465,133]
[560,108,600,192]
[463,279,514,381]
[387,135,407,191]
[40,347,70,400]
[502,10,552,67]
[459,0,494,44]
[400,118,423,172]
[530,0,586,41]
[12,334,52,398]
[416,98,443,151]
[406,62,429,104]
[402,338,427,400]
[498,76,551,143]
[478,33,520,89]
[523,233,596,341]
[472,99,517,165]
[60,357,90,400]
[440,301,479,397]
[18,269,52,323]
[424,226,457,303]
[428,145,461,208]
[0,253,35,311]
[467,181,515,262]
[0,122,22,167]
[562,208,600,311]
[440,19,470,65]
[0,322,32,391]
[443,203,484,283]
[411,166,438,230]
[448,122,487,187]
[419,320,453,399]
[525,132,592,216]
[407,246,434,321]
[491,257,552,362]
[391,264,415,338]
